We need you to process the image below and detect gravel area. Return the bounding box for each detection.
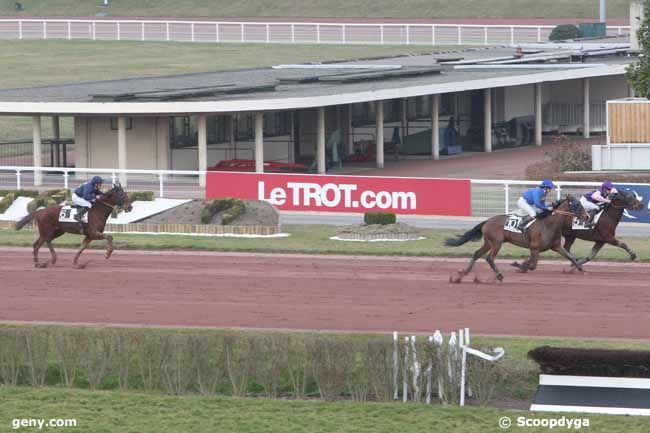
[335,222,423,240]
[140,199,279,226]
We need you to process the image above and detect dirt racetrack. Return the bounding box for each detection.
[1,247,649,340]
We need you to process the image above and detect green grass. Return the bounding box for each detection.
[0,40,450,142]
[0,0,630,19]
[0,386,649,433]
[3,224,650,262]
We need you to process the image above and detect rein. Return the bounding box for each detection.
[95,200,116,210]
[552,210,577,217]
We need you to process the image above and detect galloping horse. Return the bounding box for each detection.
[445,195,588,283]
[563,189,644,268]
[15,183,132,269]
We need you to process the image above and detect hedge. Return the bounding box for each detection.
[364,212,397,225]
[549,24,582,41]
[201,198,246,225]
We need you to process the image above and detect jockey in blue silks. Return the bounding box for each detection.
[72,176,104,226]
[580,180,617,227]
[517,179,555,229]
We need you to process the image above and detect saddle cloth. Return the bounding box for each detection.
[503,214,536,233]
[58,205,88,223]
[571,209,604,230]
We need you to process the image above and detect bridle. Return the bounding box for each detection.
[551,197,581,218]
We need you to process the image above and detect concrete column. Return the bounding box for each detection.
[117,115,128,186]
[583,78,590,139]
[255,112,264,173]
[347,104,354,155]
[52,115,61,167]
[483,89,492,153]
[197,114,207,186]
[535,83,542,146]
[316,107,326,174]
[229,115,237,159]
[32,115,42,186]
[399,98,407,160]
[289,110,295,164]
[431,94,440,160]
[376,101,384,168]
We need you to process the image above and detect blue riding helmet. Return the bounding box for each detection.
[601,180,613,190]
[90,176,104,185]
[539,179,555,189]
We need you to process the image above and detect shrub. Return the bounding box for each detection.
[364,212,396,225]
[0,193,16,214]
[128,191,155,202]
[549,24,582,41]
[0,189,40,198]
[524,135,591,180]
[27,189,71,213]
[201,198,245,225]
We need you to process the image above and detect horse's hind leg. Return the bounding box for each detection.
[46,241,57,265]
[72,237,91,269]
[33,237,48,268]
[484,241,504,282]
[450,241,490,283]
[105,234,114,260]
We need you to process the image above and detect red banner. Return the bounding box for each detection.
[206,172,471,216]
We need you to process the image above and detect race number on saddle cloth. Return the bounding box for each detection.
[505,179,555,232]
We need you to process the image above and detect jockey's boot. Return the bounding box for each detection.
[75,207,88,232]
[520,215,533,241]
[586,209,599,228]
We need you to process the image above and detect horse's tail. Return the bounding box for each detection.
[445,221,486,247]
[15,211,35,231]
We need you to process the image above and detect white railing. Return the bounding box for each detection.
[0,166,204,199]
[471,179,604,217]
[0,18,629,46]
[592,143,650,170]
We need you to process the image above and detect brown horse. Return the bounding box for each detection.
[563,189,644,268]
[15,183,132,269]
[445,195,588,283]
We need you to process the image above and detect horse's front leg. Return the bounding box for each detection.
[607,238,637,261]
[105,234,114,260]
[576,241,605,266]
[552,244,584,273]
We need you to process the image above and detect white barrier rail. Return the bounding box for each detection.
[0,18,629,46]
[1,167,646,216]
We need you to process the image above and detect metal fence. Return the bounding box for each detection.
[0,19,629,46]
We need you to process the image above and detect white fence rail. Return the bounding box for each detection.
[592,143,650,170]
[0,19,629,46]
[0,167,643,217]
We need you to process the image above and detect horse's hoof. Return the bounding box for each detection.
[34,262,48,269]
[631,254,638,262]
[510,261,522,269]
[105,251,113,260]
[496,273,504,282]
[449,273,463,284]
[73,262,89,270]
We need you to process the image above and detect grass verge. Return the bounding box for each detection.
[1,386,650,433]
[2,224,650,262]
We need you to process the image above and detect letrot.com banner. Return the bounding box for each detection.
[618,184,650,223]
[206,172,472,216]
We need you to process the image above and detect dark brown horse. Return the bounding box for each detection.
[445,195,588,283]
[563,189,644,268]
[15,183,132,269]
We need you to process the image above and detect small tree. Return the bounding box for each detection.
[627,0,650,97]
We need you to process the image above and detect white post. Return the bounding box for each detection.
[255,112,264,173]
[393,332,399,400]
[483,27,488,45]
[191,23,195,42]
[537,27,542,42]
[198,114,207,186]
[266,23,270,43]
[510,26,514,44]
[426,335,434,404]
[460,346,467,406]
[403,337,409,403]
[583,78,590,139]
[410,336,420,402]
[504,183,510,213]
[600,0,607,23]
[380,26,384,45]
[431,25,436,45]
[240,23,244,43]
[117,21,121,40]
[457,26,461,44]
[342,24,346,43]
[291,24,295,43]
[433,330,444,402]
[159,173,164,198]
[431,94,439,160]
[406,25,410,45]
[484,88,492,152]
[32,116,42,186]
[18,20,23,39]
[535,82,542,146]
[376,101,384,168]
[43,21,47,39]
[465,328,472,398]
[215,23,219,42]
[317,107,326,174]
[67,21,71,40]
[166,22,170,41]
[316,24,320,43]
[92,21,96,40]
[117,115,127,186]
[141,21,145,41]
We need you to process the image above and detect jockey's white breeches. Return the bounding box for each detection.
[72,193,92,208]
[517,197,537,218]
[579,196,600,212]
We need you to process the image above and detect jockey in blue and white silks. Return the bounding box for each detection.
[580,180,617,226]
[72,176,104,225]
[517,179,554,227]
